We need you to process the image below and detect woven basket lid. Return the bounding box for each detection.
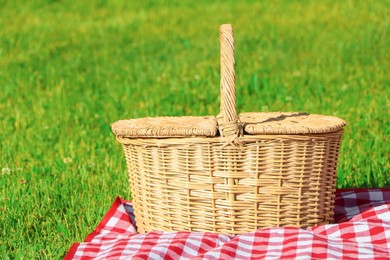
[240,112,346,135]
[111,116,218,138]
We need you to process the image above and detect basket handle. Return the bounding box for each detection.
[218,24,242,141]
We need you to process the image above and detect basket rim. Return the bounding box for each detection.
[112,112,346,138]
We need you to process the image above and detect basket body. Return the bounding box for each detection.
[118,130,343,234]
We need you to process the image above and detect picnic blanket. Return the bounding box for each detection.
[65,189,390,259]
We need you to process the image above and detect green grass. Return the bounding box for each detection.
[1,0,389,258]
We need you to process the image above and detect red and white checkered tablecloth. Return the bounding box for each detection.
[65,189,390,259]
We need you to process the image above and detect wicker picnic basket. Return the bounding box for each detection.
[112,24,346,235]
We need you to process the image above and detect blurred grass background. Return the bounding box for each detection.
[0,0,389,258]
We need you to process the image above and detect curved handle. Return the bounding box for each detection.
[218,24,241,139]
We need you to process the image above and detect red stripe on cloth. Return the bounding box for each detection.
[85,197,123,242]
[334,189,390,223]
[64,242,79,260]
[336,188,390,192]
[63,197,125,260]
[64,197,135,259]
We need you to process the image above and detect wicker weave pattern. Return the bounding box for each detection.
[112,24,346,235]
[241,112,346,134]
[118,131,342,234]
[112,116,218,138]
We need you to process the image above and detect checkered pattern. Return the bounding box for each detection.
[66,189,390,259]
